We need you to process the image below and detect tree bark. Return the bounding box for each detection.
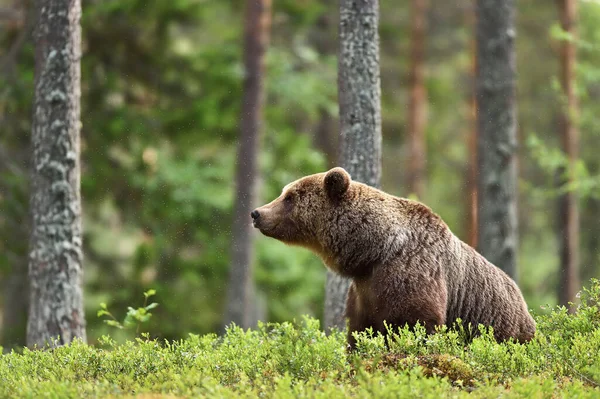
[223,0,272,329]
[466,3,478,248]
[325,0,382,332]
[475,0,518,280]
[467,94,478,248]
[27,0,86,347]
[556,0,579,309]
[407,0,428,200]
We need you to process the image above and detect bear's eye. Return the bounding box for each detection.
[284,193,293,203]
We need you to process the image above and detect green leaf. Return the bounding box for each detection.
[104,320,123,329]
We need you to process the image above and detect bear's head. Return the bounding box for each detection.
[251,167,351,250]
[251,167,428,277]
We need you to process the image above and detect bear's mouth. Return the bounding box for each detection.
[253,218,286,240]
[252,217,270,234]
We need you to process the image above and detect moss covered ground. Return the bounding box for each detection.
[1,280,599,398]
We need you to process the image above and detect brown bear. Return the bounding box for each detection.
[251,167,536,349]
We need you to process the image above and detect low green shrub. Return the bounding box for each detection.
[1,280,599,398]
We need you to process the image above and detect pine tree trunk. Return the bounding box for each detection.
[475,0,518,280]
[466,4,478,248]
[467,97,478,248]
[223,0,272,329]
[407,0,428,200]
[27,0,86,347]
[325,0,382,332]
[556,0,579,309]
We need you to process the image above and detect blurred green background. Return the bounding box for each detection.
[1,0,599,346]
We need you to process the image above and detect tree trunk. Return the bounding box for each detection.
[556,0,579,309]
[223,0,272,329]
[325,0,382,332]
[27,0,86,347]
[466,96,478,248]
[475,0,518,280]
[407,0,428,200]
[466,3,478,248]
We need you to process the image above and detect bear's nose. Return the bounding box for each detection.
[250,210,260,220]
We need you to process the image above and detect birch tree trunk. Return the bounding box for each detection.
[223,0,272,329]
[475,0,518,280]
[407,0,428,200]
[27,0,86,347]
[556,0,579,309]
[325,0,382,331]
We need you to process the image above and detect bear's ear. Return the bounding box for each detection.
[324,167,351,201]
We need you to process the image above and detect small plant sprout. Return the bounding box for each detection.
[97,289,159,334]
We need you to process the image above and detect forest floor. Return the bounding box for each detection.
[1,281,599,398]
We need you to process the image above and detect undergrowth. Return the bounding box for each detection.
[1,279,599,398]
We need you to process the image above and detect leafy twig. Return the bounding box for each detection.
[97,289,158,334]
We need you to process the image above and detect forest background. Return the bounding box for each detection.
[1,0,599,349]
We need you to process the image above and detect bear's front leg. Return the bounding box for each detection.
[344,282,372,351]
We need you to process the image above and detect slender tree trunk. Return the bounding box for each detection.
[556,0,579,309]
[466,4,478,248]
[223,0,272,329]
[27,0,86,347]
[325,0,382,331]
[407,0,428,200]
[475,0,518,280]
[467,97,478,248]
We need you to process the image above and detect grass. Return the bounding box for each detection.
[1,279,599,398]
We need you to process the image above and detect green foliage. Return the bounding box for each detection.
[524,134,594,200]
[97,290,158,334]
[2,282,600,397]
[519,0,600,300]
[73,0,333,341]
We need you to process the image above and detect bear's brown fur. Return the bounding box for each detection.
[252,167,536,349]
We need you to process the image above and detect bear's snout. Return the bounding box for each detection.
[251,209,261,228]
[251,199,297,243]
